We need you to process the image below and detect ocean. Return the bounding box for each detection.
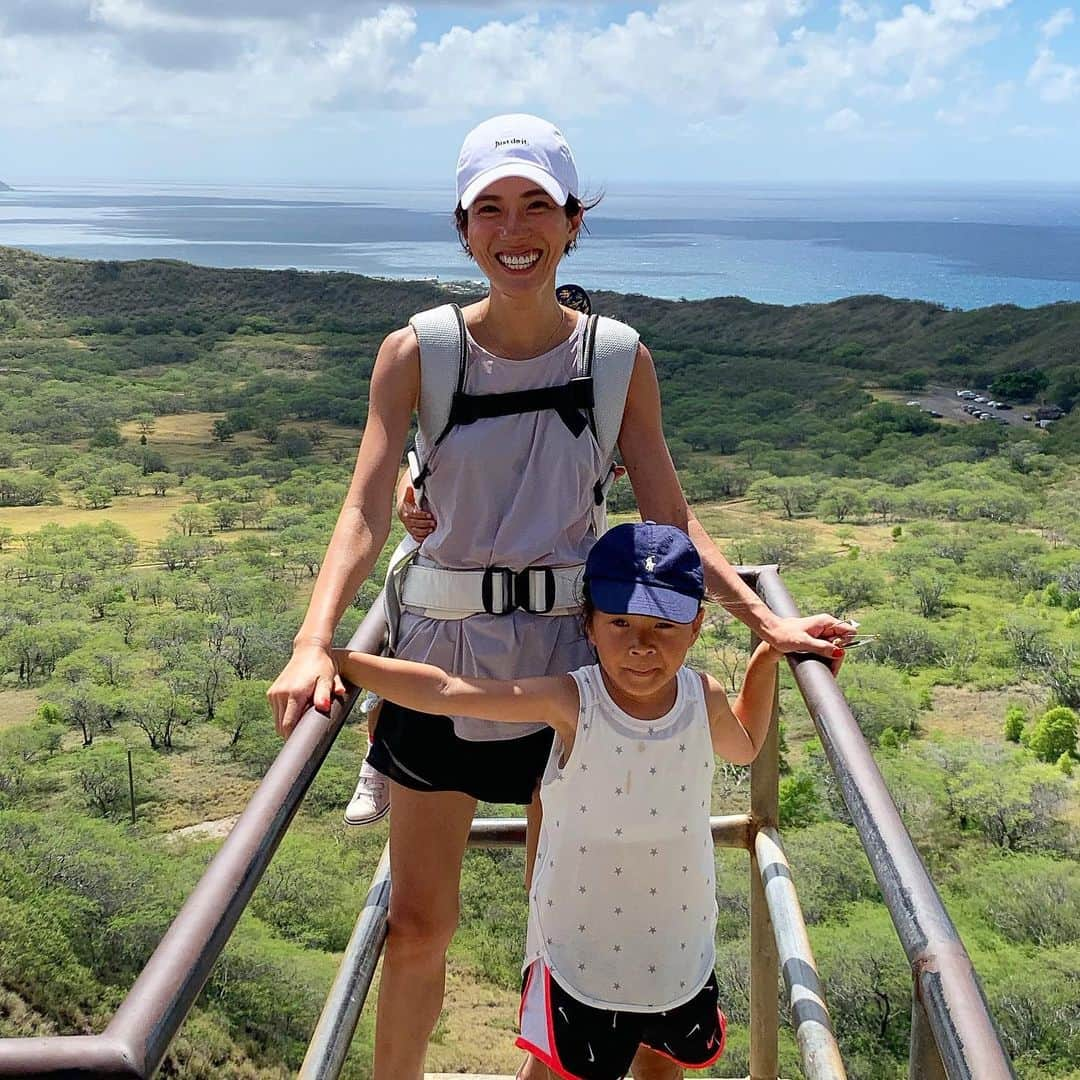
[1,179,1079,309]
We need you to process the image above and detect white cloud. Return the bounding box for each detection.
[840,1,871,23]
[1029,45,1080,102]
[0,0,1023,128]
[1009,123,1055,137]
[1040,7,1074,39]
[934,79,1013,125]
[824,106,863,131]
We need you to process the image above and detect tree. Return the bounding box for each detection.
[124,686,193,750]
[146,471,174,496]
[820,561,884,617]
[256,419,281,445]
[910,571,950,619]
[1042,644,1080,710]
[211,500,242,531]
[53,685,115,747]
[990,368,1049,402]
[171,504,215,536]
[78,485,112,510]
[89,423,123,448]
[217,679,272,747]
[211,418,235,443]
[135,414,156,437]
[817,483,868,523]
[747,476,819,519]
[838,663,920,742]
[1026,706,1078,764]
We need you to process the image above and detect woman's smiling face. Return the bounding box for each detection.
[465,176,581,294]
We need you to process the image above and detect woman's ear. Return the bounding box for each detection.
[567,208,584,249]
[688,607,705,645]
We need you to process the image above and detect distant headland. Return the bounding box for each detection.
[0,181,12,191]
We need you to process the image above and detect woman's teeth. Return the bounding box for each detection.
[497,251,541,269]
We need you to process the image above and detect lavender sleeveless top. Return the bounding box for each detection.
[395,314,602,742]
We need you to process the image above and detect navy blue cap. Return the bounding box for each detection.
[585,522,704,624]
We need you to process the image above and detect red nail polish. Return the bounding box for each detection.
[832,648,845,658]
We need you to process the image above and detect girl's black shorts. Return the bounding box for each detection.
[517,960,726,1080]
[366,700,555,804]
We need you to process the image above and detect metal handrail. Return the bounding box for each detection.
[751,565,1016,1080]
[0,567,1016,1080]
[0,603,387,1079]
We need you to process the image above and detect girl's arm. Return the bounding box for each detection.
[616,344,854,657]
[332,650,580,744]
[701,642,782,765]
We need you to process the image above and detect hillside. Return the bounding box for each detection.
[0,248,1077,1079]
[0,182,12,192]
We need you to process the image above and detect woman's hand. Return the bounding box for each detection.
[398,484,437,541]
[268,643,346,739]
[762,614,853,675]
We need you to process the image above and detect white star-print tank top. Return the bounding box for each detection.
[524,664,717,1012]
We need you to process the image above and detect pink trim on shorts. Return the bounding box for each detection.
[515,961,578,1080]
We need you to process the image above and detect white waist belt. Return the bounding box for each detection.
[400,563,585,619]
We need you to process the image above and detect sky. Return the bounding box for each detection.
[0,0,1078,185]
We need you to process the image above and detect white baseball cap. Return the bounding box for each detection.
[456,114,579,210]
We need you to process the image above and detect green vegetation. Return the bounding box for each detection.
[0,246,1077,1078]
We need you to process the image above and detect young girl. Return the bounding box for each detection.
[334,522,799,1080]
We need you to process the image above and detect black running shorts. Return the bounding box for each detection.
[516,960,726,1080]
[366,700,555,804]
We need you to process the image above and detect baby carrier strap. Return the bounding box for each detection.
[409,304,468,454]
[583,314,640,463]
[408,303,639,473]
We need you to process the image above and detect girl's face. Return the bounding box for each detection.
[587,609,704,720]
[466,176,582,296]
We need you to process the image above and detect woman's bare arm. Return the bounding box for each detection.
[269,327,418,737]
[617,343,853,657]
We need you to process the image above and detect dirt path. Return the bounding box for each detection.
[165,814,240,844]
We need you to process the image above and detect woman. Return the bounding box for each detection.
[269,113,849,1080]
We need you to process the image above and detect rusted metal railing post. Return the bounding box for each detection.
[909,995,948,1080]
[753,566,1016,1080]
[749,634,780,1080]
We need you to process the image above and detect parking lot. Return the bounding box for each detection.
[900,386,1035,428]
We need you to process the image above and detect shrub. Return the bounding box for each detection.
[1004,705,1026,744]
[1026,706,1078,764]
[838,663,920,742]
[778,771,821,828]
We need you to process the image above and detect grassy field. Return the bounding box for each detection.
[0,688,41,730]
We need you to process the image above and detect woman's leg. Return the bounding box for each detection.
[373,781,477,1080]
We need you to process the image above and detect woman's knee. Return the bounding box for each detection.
[386,899,459,957]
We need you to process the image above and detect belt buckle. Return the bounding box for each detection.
[481,566,516,615]
[516,567,556,614]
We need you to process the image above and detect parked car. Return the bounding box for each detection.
[906,400,921,407]
[997,403,1012,410]
[927,410,943,418]
[1023,414,1033,421]
[974,396,987,403]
